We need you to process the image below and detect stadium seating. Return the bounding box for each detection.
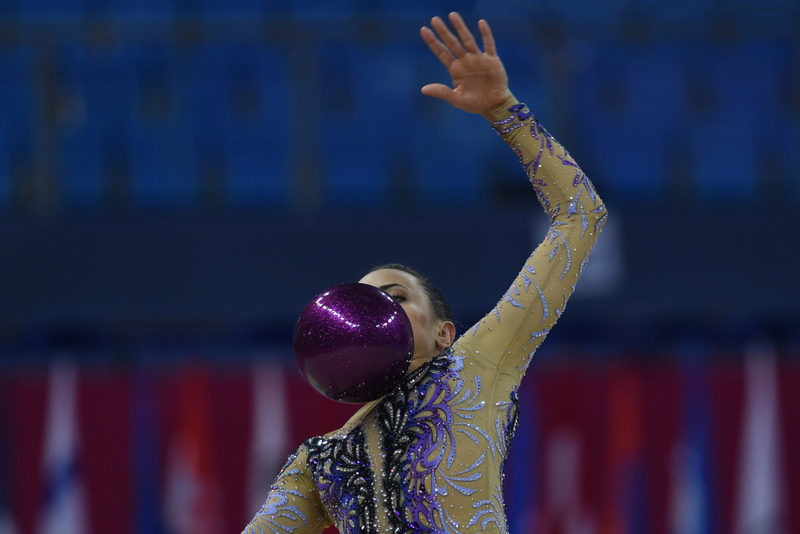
[125,45,198,209]
[315,43,407,206]
[58,45,135,209]
[686,41,786,203]
[573,41,686,200]
[0,47,33,212]
[0,2,796,212]
[179,44,291,207]
[691,120,757,203]
[290,0,353,20]
[18,0,84,22]
[198,0,277,20]
[108,0,175,22]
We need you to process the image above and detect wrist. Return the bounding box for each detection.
[481,92,519,121]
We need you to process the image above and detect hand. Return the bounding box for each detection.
[420,13,513,115]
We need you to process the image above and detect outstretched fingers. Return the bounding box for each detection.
[478,19,497,56]
[431,16,467,59]
[448,12,480,54]
[420,26,454,68]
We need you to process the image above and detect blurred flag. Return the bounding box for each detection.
[641,368,682,534]
[505,384,538,534]
[735,342,787,534]
[670,364,713,534]
[601,368,645,534]
[777,363,800,533]
[38,362,89,534]
[247,361,289,515]
[534,368,598,534]
[133,372,163,534]
[542,428,594,534]
[0,506,16,534]
[164,368,223,534]
[0,380,18,534]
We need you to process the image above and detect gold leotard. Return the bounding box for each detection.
[243,97,608,534]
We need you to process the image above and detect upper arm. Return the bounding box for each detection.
[242,444,331,534]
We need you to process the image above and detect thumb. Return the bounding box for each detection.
[421,83,456,104]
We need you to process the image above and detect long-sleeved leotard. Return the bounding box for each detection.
[243,98,607,534]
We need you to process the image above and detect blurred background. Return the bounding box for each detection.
[0,0,798,533]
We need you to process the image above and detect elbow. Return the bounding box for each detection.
[594,205,609,239]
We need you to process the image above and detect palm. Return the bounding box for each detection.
[445,54,508,114]
[420,14,513,114]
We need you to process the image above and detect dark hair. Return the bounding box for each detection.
[367,263,453,324]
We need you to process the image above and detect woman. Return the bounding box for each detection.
[244,13,607,534]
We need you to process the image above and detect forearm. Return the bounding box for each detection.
[484,96,606,229]
[460,99,607,377]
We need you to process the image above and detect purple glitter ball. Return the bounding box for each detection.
[293,283,415,404]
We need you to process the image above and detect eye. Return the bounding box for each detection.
[392,295,406,303]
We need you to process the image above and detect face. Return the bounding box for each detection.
[359,269,453,370]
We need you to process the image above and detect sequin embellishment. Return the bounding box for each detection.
[380,349,474,532]
[306,430,378,533]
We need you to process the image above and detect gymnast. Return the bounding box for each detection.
[243,12,607,534]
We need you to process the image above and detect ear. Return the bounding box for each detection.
[435,321,457,351]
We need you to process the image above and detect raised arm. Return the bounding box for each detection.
[463,99,606,381]
[421,14,607,385]
[242,444,331,534]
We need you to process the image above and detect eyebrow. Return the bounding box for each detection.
[379,283,409,292]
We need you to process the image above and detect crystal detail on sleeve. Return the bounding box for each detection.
[246,448,325,534]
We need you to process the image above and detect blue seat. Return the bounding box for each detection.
[198,0,274,20]
[19,0,84,21]
[179,45,228,190]
[726,0,796,10]
[683,42,786,204]
[376,0,442,18]
[223,46,291,207]
[635,0,716,20]
[712,41,786,131]
[180,44,291,208]
[572,40,626,124]
[543,0,629,22]
[316,43,414,206]
[501,42,546,114]
[0,0,17,18]
[691,120,757,203]
[127,46,198,209]
[625,42,686,129]
[777,121,800,204]
[57,45,135,209]
[291,0,353,20]
[572,41,682,201]
[0,48,33,212]
[108,0,175,22]
[413,105,491,205]
[587,123,668,200]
